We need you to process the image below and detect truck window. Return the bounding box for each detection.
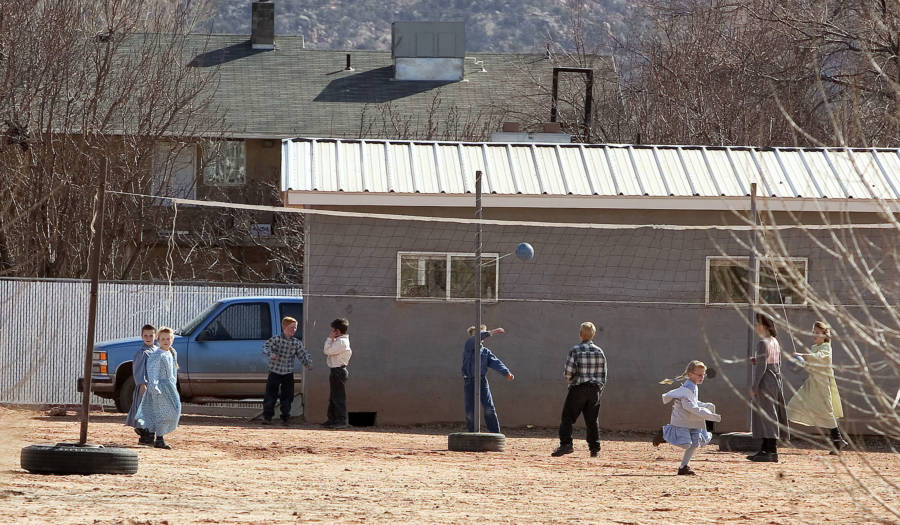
[204,303,272,341]
[278,302,303,341]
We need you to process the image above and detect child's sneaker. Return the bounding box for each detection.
[677,465,696,475]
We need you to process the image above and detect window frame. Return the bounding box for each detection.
[201,301,273,341]
[201,140,247,187]
[705,256,809,306]
[396,251,500,302]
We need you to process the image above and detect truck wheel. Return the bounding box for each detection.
[21,444,138,475]
[114,376,135,413]
[448,432,506,452]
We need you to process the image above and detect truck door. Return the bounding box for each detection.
[189,301,272,397]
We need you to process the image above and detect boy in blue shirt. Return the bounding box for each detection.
[462,325,514,434]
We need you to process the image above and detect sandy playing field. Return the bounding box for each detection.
[1,407,897,525]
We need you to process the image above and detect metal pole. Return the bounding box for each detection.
[79,159,108,445]
[474,170,483,433]
[745,182,758,431]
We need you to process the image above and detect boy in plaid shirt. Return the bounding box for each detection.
[261,316,312,425]
[551,321,608,457]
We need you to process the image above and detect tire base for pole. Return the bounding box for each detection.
[717,432,761,452]
[21,443,139,475]
[448,432,506,452]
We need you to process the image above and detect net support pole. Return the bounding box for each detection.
[474,170,483,433]
[745,182,759,431]
[79,159,108,445]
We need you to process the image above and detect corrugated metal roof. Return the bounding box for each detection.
[282,138,900,201]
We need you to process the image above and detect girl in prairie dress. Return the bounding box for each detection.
[654,360,722,475]
[787,321,848,453]
[748,313,789,462]
[135,326,182,449]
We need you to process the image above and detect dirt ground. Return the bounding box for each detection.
[1,407,898,525]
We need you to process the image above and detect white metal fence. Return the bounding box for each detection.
[0,278,301,405]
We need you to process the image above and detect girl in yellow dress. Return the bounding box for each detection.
[786,321,848,453]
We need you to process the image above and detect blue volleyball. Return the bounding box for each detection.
[515,242,534,261]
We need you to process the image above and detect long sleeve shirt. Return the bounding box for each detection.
[323,334,352,368]
[662,380,721,429]
[564,341,607,387]
[461,332,511,378]
[263,335,311,374]
[132,344,157,386]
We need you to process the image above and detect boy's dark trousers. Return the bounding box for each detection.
[558,382,603,452]
[326,366,349,425]
[262,371,294,422]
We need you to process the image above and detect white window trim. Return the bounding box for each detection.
[396,251,500,302]
[705,256,809,306]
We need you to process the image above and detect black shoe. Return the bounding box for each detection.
[551,445,574,457]
[138,433,155,446]
[329,422,349,429]
[261,418,273,425]
[589,449,600,457]
[829,439,850,455]
[746,450,765,460]
[677,465,696,475]
[134,428,144,437]
[749,452,778,462]
[652,429,664,447]
[154,438,172,450]
[321,421,335,428]
[281,419,291,427]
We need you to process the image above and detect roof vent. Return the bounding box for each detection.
[251,1,275,50]
[391,22,465,81]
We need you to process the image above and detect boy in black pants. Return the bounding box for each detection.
[552,321,608,457]
[261,316,312,425]
[323,318,352,428]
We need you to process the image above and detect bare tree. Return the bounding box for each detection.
[0,0,225,280]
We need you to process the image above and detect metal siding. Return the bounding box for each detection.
[461,146,486,193]
[605,147,642,195]
[800,150,843,198]
[655,148,692,196]
[387,143,414,193]
[755,151,795,198]
[337,140,362,192]
[777,150,820,197]
[561,146,591,195]
[281,139,900,203]
[483,144,516,193]
[629,147,667,196]
[582,147,617,195]
[411,143,439,193]
[872,150,900,199]
[509,146,540,194]
[828,150,877,199]
[363,142,388,192]
[704,149,744,196]
[680,149,718,197]
[0,279,300,405]
[435,144,463,193]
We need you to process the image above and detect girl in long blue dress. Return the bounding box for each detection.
[135,326,182,449]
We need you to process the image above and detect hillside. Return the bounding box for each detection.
[203,0,632,53]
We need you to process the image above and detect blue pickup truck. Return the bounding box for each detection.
[80,296,303,412]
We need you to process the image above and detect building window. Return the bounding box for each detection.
[397,252,499,301]
[706,256,808,305]
[202,140,246,186]
[151,142,196,204]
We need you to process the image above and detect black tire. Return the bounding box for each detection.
[21,444,138,475]
[114,376,135,413]
[448,432,506,452]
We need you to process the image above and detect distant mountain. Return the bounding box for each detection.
[203,0,633,53]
